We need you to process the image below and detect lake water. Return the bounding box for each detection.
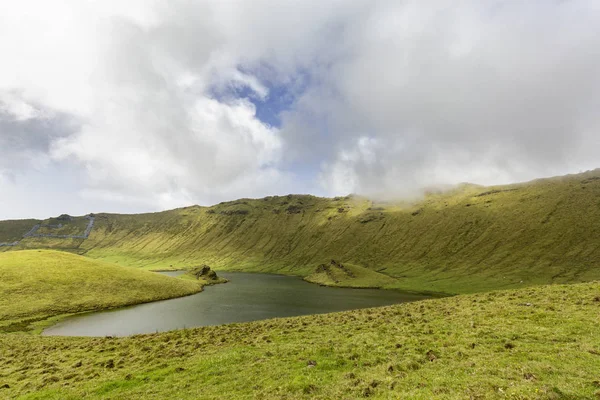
[42,271,429,337]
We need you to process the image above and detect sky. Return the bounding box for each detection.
[1,0,599,219]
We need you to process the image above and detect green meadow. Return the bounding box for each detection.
[1,281,599,399]
[0,250,202,333]
[1,170,600,399]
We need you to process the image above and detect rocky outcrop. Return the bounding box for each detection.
[22,215,94,239]
[189,265,219,281]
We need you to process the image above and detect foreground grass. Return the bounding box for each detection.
[0,250,202,332]
[1,281,598,399]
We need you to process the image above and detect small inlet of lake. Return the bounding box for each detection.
[43,271,430,337]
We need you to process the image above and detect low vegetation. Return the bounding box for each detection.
[305,260,399,289]
[0,250,202,333]
[3,169,600,294]
[0,281,598,399]
[1,170,599,398]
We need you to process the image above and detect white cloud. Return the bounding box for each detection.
[282,0,600,196]
[0,93,41,121]
[0,0,599,218]
[0,0,294,216]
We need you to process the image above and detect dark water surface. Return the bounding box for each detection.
[43,272,429,337]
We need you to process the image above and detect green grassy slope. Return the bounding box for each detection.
[0,219,40,243]
[304,260,400,289]
[1,281,598,399]
[2,169,600,293]
[34,215,89,236]
[0,250,202,332]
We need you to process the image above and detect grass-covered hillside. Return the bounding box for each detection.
[2,169,600,293]
[1,280,598,399]
[304,260,400,289]
[0,219,40,244]
[0,250,202,333]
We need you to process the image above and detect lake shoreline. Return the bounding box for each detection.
[179,267,454,297]
[30,271,232,336]
[42,271,432,337]
[26,270,443,337]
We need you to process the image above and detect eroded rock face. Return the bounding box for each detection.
[199,265,211,276]
[206,270,217,280]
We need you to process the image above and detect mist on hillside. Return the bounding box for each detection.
[1,1,599,219]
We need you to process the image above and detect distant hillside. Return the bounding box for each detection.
[0,250,202,332]
[2,169,600,294]
[0,219,40,245]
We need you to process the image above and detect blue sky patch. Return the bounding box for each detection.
[209,68,310,128]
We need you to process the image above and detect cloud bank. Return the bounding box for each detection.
[1,0,599,218]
